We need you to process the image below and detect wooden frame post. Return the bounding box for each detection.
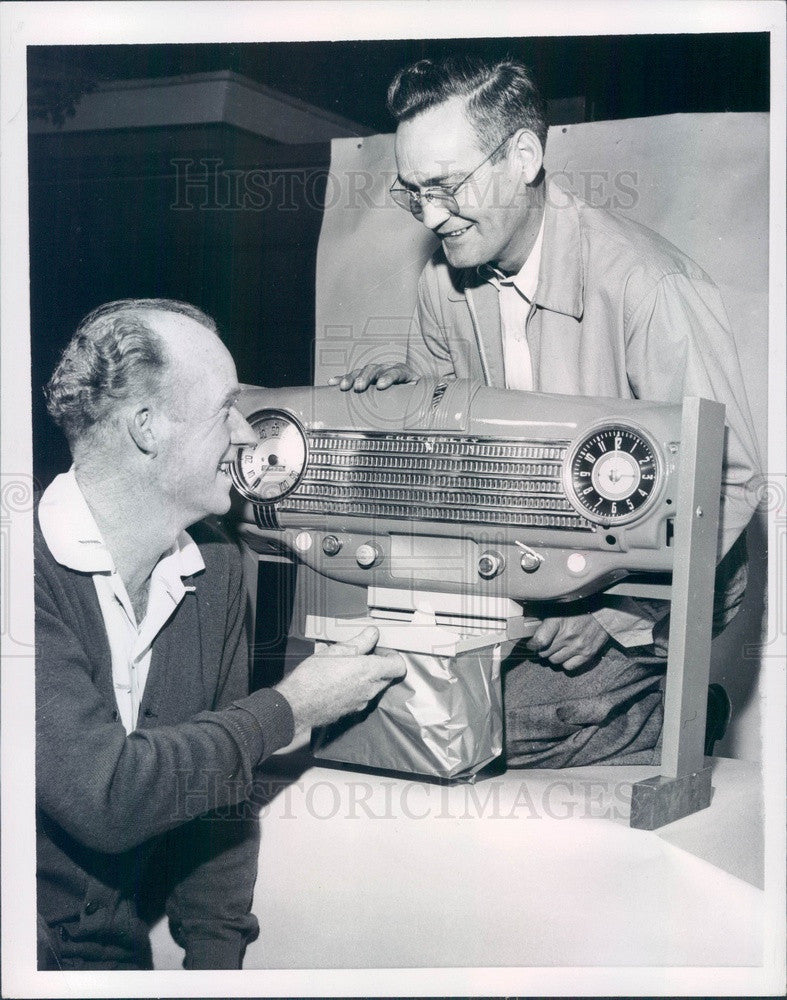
[630,396,726,829]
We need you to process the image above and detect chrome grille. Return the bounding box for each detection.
[281,432,592,531]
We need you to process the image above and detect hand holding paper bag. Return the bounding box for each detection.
[276,626,405,739]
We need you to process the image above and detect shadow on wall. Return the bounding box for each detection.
[713,507,769,761]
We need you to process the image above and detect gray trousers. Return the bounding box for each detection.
[502,635,666,768]
[502,533,749,768]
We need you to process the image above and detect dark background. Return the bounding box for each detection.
[29,34,770,132]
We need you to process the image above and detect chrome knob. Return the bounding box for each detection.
[478,551,504,579]
[520,551,542,573]
[356,542,382,568]
[322,535,342,556]
[516,541,544,574]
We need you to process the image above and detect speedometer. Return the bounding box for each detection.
[230,410,307,503]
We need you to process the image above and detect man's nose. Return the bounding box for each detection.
[419,198,454,230]
[230,407,257,446]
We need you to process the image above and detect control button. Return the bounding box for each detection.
[566,552,587,574]
[478,551,504,579]
[294,531,313,552]
[322,535,342,556]
[356,543,382,568]
[519,551,542,573]
[516,541,543,574]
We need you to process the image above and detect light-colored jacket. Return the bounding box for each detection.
[408,180,760,642]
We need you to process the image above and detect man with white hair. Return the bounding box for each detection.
[36,298,404,969]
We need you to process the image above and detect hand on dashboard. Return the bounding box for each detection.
[328,363,418,392]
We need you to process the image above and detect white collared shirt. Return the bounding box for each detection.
[38,469,205,734]
[481,215,545,391]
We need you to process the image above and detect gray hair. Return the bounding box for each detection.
[44,298,217,447]
[387,56,548,155]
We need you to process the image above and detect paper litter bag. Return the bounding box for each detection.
[312,644,503,780]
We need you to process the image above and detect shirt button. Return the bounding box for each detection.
[84,900,102,915]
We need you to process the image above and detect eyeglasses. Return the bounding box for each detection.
[390,130,518,217]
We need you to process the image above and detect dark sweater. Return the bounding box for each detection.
[35,516,294,970]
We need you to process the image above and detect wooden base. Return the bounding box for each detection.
[630,766,712,830]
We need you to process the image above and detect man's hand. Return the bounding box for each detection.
[525,613,610,672]
[274,626,406,738]
[328,363,417,392]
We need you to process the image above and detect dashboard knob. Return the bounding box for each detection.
[567,552,587,575]
[356,542,382,568]
[478,551,504,579]
[322,535,342,556]
[294,531,312,552]
[520,551,542,573]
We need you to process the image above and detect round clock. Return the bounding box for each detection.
[564,423,662,525]
[230,409,308,503]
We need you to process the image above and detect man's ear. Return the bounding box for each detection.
[513,129,544,185]
[127,405,159,456]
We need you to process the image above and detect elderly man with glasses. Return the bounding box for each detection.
[333,56,760,769]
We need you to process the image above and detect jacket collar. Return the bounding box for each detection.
[445,176,584,319]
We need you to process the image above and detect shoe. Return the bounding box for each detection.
[704,683,732,756]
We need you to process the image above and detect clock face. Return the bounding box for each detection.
[565,424,661,525]
[230,410,307,503]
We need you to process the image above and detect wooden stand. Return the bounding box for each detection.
[628,397,725,829]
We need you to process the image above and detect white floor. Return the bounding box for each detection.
[150,754,764,972]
